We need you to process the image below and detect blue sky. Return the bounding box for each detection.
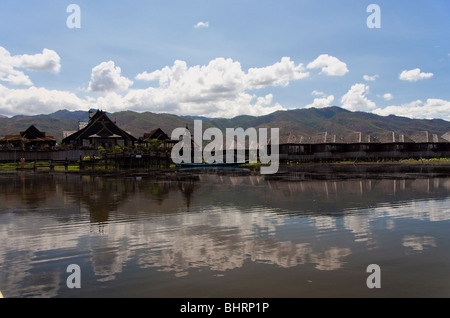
[0,0,449,119]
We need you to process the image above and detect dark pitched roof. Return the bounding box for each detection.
[20,125,47,139]
[62,110,137,143]
[141,128,170,141]
[410,131,448,143]
[0,125,55,143]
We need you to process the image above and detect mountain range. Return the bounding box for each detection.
[1,106,449,142]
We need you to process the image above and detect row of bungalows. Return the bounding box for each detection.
[4,109,450,163]
[276,130,450,162]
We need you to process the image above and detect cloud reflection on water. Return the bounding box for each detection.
[0,172,449,297]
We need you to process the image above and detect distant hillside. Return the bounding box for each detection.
[1,106,449,142]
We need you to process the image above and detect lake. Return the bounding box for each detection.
[0,168,449,298]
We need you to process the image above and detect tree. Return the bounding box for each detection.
[148,139,162,154]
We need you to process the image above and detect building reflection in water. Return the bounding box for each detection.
[0,172,449,296]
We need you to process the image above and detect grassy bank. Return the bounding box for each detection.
[0,161,80,172]
[1,158,450,173]
[282,158,450,165]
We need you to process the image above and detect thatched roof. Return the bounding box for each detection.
[343,132,379,143]
[378,131,414,143]
[410,131,448,143]
[309,132,344,144]
[278,132,309,144]
[441,131,450,143]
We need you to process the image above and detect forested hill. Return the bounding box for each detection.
[1,106,449,142]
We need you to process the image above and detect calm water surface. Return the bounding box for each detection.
[0,170,449,298]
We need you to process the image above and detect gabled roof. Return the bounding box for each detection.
[20,125,47,139]
[378,131,414,143]
[62,110,137,143]
[309,132,345,144]
[141,128,170,141]
[442,131,450,142]
[410,131,448,143]
[278,132,309,144]
[343,131,380,143]
[0,125,55,142]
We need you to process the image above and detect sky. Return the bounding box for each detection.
[0,0,449,120]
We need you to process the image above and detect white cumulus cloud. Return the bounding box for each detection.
[0,47,61,86]
[340,83,376,111]
[305,95,335,109]
[133,57,312,117]
[383,93,393,101]
[311,90,325,97]
[363,74,379,81]
[194,21,209,28]
[0,56,311,118]
[245,57,309,89]
[15,48,61,73]
[307,54,348,76]
[399,68,433,82]
[88,61,133,92]
[0,84,90,117]
[137,58,245,101]
[372,98,450,121]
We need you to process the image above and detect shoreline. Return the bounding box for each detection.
[1,161,450,180]
[270,161,450,180]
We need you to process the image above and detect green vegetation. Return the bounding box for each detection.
[0,162,18,171]
[399,158,450,163]
[274,158,450,166]
[0,161,81,171]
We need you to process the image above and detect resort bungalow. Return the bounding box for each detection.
[309,132,345,161]
[377,131,415,159]
[62,110,137,149]
[278,132,311,161]
[410,131,450,158]
[343,131,380,160]
[0,125,56,150]
[209,135,260,163]
[138,128,177,153]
